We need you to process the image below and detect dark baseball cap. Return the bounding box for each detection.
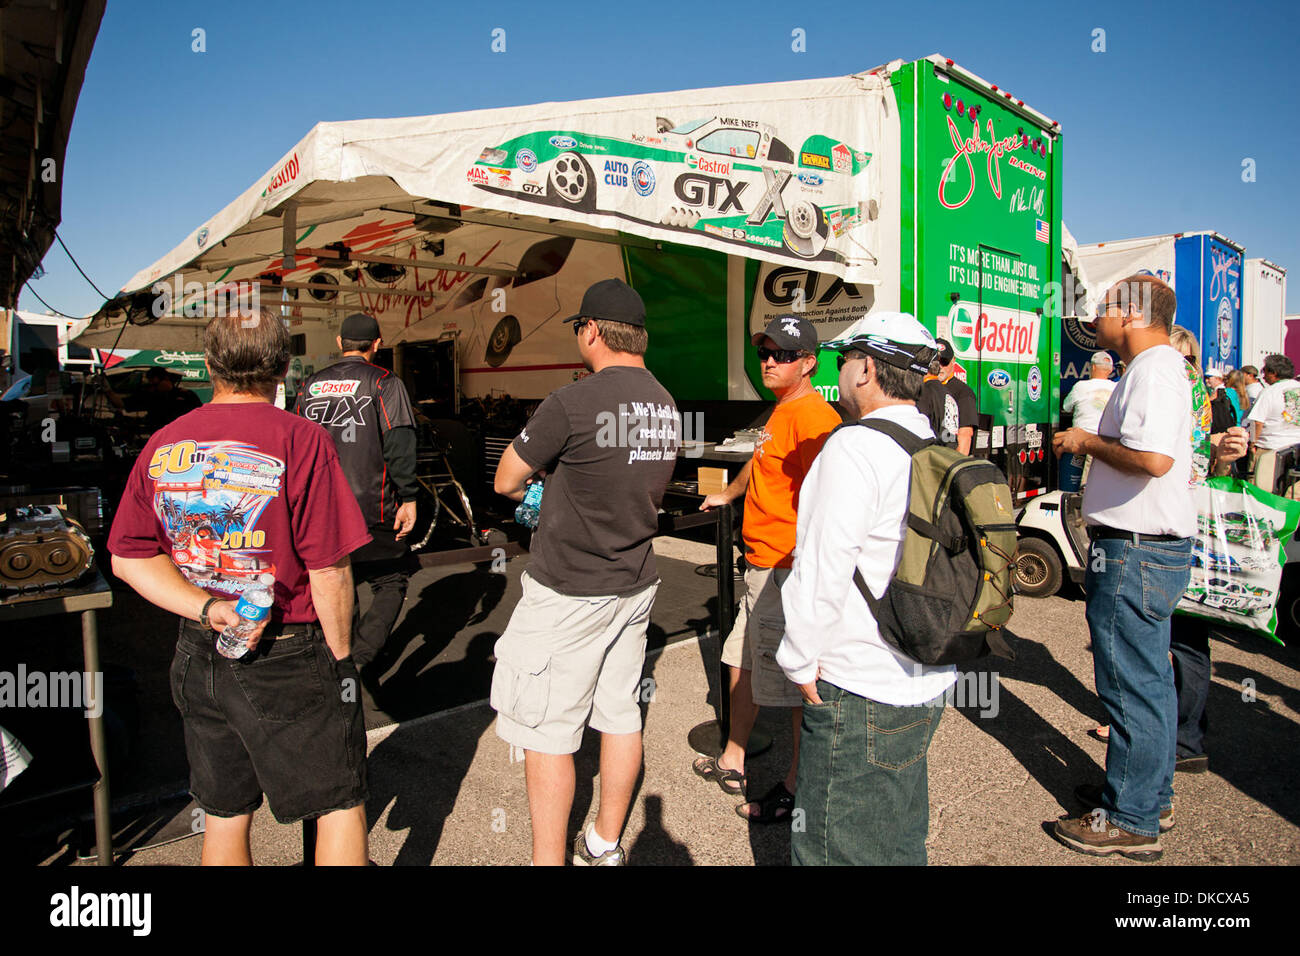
[935,337,955,366]
[340,312,381,341]
[563,278,646,328]
[752,315,819,354]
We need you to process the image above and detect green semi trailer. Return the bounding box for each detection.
[82,56,1062,499]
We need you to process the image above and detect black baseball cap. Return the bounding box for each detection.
[563,278,646,328]
[752,315,819,354]
[340,312,381,341]
[935,338,955,366]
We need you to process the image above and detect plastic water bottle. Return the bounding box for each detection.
[515,480,545,529]
[215,585,274,659]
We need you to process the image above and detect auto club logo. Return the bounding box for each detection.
[1027,365,1042,401]
[516,148,538,173]
[632,160,656,196]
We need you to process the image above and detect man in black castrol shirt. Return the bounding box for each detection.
[295,312,419,671]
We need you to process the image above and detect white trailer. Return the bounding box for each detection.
[1241,258,1287,368]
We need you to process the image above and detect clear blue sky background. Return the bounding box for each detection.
[23,0,1299,316]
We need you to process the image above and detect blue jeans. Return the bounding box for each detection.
[1084,535,1193,837]
[791,679,945,866]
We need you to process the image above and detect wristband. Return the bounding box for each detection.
[199,596,220,630]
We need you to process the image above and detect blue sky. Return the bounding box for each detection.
[23,0,1299,316]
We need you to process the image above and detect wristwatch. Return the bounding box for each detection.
[199,596,220,630]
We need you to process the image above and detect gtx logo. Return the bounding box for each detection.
[763,266,863,307]
[522,183,544,194]
[302,395,373,428]
[673,173,747,213]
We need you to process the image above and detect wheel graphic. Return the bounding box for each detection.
[547,152,595,211]
[782,199,829,258]
[485,315,521,367]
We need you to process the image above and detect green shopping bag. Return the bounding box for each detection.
[1177,476,1300,643]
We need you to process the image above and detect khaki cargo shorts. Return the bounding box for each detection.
[491,571,658,755]
[720,564,803,707]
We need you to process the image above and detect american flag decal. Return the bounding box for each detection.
[1035,219,1050,243]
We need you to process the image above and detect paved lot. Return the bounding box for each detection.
[80,538,1298,867]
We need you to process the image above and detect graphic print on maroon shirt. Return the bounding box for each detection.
[108,404,372,623]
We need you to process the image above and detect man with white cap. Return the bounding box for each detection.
[777,311,955,865]
[1060,351,1117,489]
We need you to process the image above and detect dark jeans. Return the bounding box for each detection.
[170,619,367,823]
[792,679,945,866]
[351,524,414,669]
[1084,535,1193,837]
[1171,615,1211,759]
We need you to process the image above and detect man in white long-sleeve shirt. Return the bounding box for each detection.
[777,312,956,866]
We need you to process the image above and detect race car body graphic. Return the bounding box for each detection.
[469,117,872,263]
[149,440,284,596]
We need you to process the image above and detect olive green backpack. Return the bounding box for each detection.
[847,419,1018,665]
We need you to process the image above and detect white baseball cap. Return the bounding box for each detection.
[823,311,938,375]
[1090,351,1114,366]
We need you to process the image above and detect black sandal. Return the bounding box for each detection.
[737,782,795,824]
[692,755,747,797]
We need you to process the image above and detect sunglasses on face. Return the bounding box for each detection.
[573,319,590,335]
[757,347,804,364]
[836,350,866,371]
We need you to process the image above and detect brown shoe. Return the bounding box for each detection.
[1074,784,1174,832]
[1053,811,1163,860]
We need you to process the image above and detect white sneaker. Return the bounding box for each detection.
[572,824,625,866]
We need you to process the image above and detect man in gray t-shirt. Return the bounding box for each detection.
[491,279,678,866]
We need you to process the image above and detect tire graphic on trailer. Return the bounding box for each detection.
[485,315,521,367]
[782,199,829,258]
[547,152,596,212]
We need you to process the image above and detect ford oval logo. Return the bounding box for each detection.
[549,135,577,149]
[987,369,1011,389]
[798,172,824,186]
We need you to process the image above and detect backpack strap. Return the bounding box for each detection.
[848,417,936,456]
[843,418,963,550]
[842,417,936,620]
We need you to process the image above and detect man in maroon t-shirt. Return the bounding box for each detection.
[108,307,372,865]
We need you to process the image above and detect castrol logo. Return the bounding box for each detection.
[947,301,1040,364]
[307,379,360,397]
[261,153,300,198]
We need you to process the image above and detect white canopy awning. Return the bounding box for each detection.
[79,69,899,349]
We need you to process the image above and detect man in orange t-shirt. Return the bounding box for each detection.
[692,315,843,824]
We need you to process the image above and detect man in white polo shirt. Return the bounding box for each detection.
[776,311,953,866]
[1243,354,1300,490]
[1060,351,1117,489]
[1050,275,1194,861]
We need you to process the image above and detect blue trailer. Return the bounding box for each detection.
[1060,231,1244,400]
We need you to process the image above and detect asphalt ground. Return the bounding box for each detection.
[9,536,1294,867]
[5,538,1294,868]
